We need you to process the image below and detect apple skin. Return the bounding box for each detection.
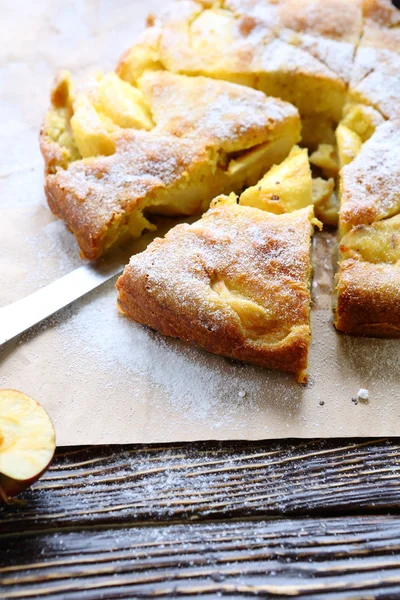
[0,452,56,501]
[0,389,56,502]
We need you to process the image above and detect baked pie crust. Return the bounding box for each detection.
[117,194,318,382]
[334,213,400,336]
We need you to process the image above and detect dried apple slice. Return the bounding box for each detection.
[0,389,56,500]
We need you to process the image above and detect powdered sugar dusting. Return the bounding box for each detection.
[280,30,355,82]
[340,120,400,228]
[350,47,400,121]
[54,284,303,435]
[259,37,342,80]
[26,220,82,284]
[2,0,400,447]
[49,130,209,234]
[223,0,280,31]
[3,292,398,444]
[126,203,313,344]
[141,71,297,153]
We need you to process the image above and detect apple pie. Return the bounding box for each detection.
[117,193,319,382]
[41,69,300,259]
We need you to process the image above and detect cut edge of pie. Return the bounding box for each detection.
[333,101,400,337]
[333,213,400,337]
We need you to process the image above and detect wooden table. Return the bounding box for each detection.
[1,438,400,598]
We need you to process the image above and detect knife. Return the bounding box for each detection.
[0,217,191,348]
[0,248,128,348]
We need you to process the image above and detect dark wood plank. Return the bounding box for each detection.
[1,439,399,534]
[2,516,400,599]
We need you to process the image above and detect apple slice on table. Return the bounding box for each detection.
[0,389,56,501]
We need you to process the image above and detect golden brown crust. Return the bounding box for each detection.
[334,259,400,337]
[280,0,363,43]
[335,213,400,336]
[40,131,71,174]
[117,202,315,381]
[363,0,400,27]
[45,131,212,259]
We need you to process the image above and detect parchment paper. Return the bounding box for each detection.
[1,0,399,445]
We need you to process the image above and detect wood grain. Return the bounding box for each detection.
[1,439,399,535]
[2,516,400,599]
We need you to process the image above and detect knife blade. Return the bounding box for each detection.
[0,216,193,348]
[0,249,128,347]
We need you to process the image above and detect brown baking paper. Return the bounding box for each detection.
[1,0,399,445]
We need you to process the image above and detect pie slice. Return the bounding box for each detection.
[117,1,275,88]
[117,0,361,127]
[116,194,319,382]
[334,100,400,336]
[334,213,400,336]
[41,70,300,259]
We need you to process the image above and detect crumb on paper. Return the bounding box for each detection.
[319,400,325,406]
[238,390,246,398]
[357,388,369,401]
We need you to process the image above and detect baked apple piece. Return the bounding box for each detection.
[239,143,337,225]
[239,145,312,214]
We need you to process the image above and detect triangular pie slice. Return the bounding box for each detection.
[338,119,400,236]
[334,213,400,336]
[116,194,319,382]
[41,70,300,259]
